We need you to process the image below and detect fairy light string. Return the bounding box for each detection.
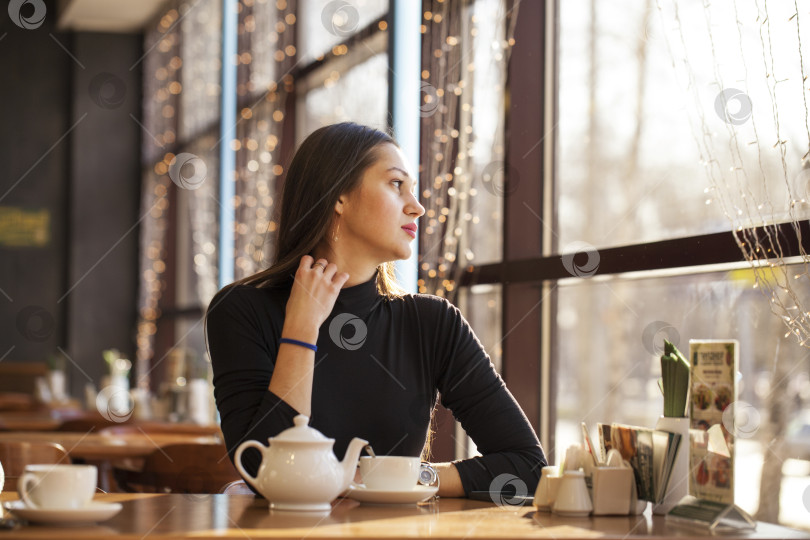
[656,0,810,347]
[418,0,517,300]
[135,4,184,388]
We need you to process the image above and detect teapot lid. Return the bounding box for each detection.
[272,415,333,443]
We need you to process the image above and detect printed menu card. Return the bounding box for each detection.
[688,339,738,504]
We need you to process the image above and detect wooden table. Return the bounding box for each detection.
[0,432,222,460]
[0,402,85,431]
[0,412,62,431]
[0,409,224,434]
[0,492,805,540]
[0,393,37,412]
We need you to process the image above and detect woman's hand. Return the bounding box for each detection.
[284,255,350,333]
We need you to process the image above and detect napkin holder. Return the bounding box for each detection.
[590,466,633,515]
[537,444,647,517]
[590,449,646,516]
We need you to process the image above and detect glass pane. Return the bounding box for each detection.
[297,52,389,138]
[463,0,507,265]
[553,267,810,528]
[558,0,810,248]
[234,99,283,280]
[298,0,388,63]
[457,284,503,372]
[241,0,279,96]
[175,135,220,309]
[455,284,502,459]
[141,8,181,165]
[179,0,222,140]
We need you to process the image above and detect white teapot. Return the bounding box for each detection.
[234,414,367,511]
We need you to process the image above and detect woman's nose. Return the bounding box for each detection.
[406,193,425,217]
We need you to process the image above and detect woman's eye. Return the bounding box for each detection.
[392,180,404,189]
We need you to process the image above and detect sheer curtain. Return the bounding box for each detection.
[136,4,182,389]
[136,0,222,389]
[417,0,518,301]
[233,0,296,279]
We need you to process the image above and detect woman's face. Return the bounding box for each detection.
[337,143,425,264]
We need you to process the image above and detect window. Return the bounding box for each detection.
[233,0,390,280]
[551,0,810,528]
[136,0,222,400]
[416,0,518,462]
[558,0,810,248]
[297,0,388,63]
[436,0,809,528]
[297,51,390,139]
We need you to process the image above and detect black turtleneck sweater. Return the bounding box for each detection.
[206,270,546,495]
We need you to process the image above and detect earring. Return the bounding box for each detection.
[333,219,340,242]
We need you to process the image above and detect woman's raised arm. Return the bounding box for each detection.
[269,255,349,415]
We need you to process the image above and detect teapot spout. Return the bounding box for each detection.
[340,437,368,490]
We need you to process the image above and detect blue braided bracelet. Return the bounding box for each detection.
[279,337,318,352]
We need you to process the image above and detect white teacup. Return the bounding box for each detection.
[19,464,97,509]
[359,456,421,491]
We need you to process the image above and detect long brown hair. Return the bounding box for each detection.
[227,122,406,297]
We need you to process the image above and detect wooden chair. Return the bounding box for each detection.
[0,363,48,395]
[112,443,240,494]
[0,441,69,491]
[97,423,223,492]
[54,413,141,491]
[0,392,39,412]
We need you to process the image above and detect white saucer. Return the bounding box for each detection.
[346,484,438,505]
[3,500,123,524]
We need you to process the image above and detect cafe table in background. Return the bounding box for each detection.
[0,491,806,540]
[0,393,86,431]
[0,431,221,461]
[0,412,64,432]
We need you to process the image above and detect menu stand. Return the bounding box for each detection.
[669,340,754,532]
[666,495,756,532]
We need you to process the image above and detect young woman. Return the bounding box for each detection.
[206,122,546,497]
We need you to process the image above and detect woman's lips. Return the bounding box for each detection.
[401,224,417,238]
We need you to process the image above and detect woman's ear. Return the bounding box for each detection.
[334,196,345,215]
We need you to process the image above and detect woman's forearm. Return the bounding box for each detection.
[433,462,465,497]
[267,320,319,415]
[268,255,350,416]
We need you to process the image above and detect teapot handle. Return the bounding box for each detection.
[233,440,267,490]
